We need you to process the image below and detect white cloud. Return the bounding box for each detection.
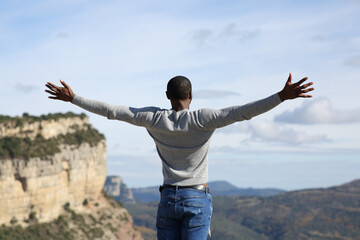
[216,120,329,146]
[219,23,260,43]
[247,121,329,144]
[275,98,360,124]
[191,29,213,46]
[189,23,260,47]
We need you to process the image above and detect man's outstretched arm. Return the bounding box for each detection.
[198,73,314,129]
[45,80,159,128]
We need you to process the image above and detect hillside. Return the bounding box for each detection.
[215,179,360,240]
[129,180,284,203]
[0,192,142,240]
[125,179,360,240]
[0,112,143,240]
[0,112,107,225]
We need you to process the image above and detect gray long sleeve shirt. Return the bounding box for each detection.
[72,93,282,186]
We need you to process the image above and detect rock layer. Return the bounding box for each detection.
[0,113,107,226]
[104,176,136,204]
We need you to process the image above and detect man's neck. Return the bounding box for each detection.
[170,99,190,112]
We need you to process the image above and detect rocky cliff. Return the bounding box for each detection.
[0,191,143,240]
[0,112,107,226]
[104,176,136,204]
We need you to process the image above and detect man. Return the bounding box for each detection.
[45,74,314,240]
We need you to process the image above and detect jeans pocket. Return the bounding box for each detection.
[183,202,205,228]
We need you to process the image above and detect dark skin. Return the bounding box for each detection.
[45,73,314,111]
[166,91,193,111]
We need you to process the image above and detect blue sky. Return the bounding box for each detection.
[1,0,359,190]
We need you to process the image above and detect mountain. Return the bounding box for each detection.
[125,179,360,240]
[130,186,160,203]
[0,112,107,225]
[104,176,136,204]
[129,180,284,203]
[0,191,142,240]
[208,180,284,197]
[0,113,142,240]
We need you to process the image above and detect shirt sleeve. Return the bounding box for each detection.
[71,95,161,128]
[196,93,282,130]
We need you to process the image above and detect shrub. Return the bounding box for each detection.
[0,135,60,160]
[118,201,124,208]
[64,202,70,211]
[0,125,104,160]
[10,217,17,225]
[29,211,37,220]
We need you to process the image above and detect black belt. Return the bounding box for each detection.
[159,184,210,193]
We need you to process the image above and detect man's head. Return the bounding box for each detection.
[166,76,192,100]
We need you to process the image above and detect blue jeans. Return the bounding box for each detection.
[156,187,212,240]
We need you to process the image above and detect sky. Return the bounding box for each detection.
[1,0,359,190]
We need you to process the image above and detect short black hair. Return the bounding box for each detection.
[167,76,192,100]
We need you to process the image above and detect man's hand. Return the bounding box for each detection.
[45,80,75,102]
[278,73,314,101]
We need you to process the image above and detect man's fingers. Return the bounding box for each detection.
[48,96,59,100]
[287,73,292,84]
[300,82,313,89]
[45,83,59,92]
[298,94,313,98]
[301,88,314,93]
[293,77,309,87]
[45,85,58,93]
[46,82,60,90]
[45,90,57,96]
[60,80,70,89]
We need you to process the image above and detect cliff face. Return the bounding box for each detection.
[0,113,89,140]
[104,176,136,204]
[0,192,144,240]
[0,113,107,226]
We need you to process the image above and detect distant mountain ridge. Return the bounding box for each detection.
[207,180,285,197]
[211,179,360,239]
[129,180,285,203]
[125,179,360,240]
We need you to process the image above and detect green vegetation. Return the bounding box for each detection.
[0,216,73,240]
[10,218,17,225]
[0,173,139,240]
[0,207,108,240]
[63,203,70,211]
[102,190,124,209]
[28,212,37,221]
[0,112,86,125]
[0,134,60,160]
[59,124,105,147]
[0,113,105,160]
[125,202,157,230]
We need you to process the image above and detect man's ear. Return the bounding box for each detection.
[166,91,171,100]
